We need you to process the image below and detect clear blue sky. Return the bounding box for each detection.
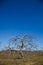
[0,0,43,50]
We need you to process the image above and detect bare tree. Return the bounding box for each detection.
[8,33,37,58]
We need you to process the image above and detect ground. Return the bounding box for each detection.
[0,51,43,65]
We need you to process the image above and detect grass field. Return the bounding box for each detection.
[0,51,43,65]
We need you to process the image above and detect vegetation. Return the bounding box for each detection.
[0,33,43,65]
[6,33,37,58]
[0,50,43,65]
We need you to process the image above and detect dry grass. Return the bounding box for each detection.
[0,51,43,65]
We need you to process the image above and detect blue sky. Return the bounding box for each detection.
[0,0,43,50]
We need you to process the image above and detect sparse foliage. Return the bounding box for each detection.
[8,33,37,58]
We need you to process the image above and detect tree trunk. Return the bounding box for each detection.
[19,49,24,58]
